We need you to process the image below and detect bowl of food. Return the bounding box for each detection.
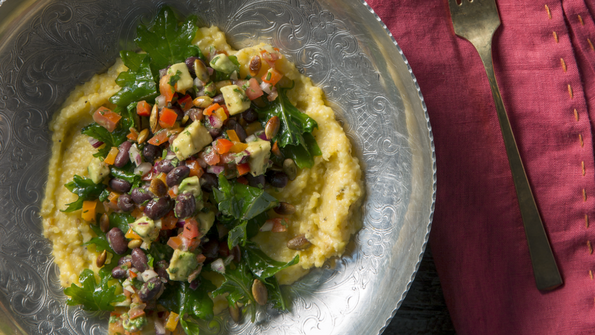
[0,0,435,334]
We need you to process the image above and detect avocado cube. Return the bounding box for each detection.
[87,157,110,184]
[209,54,237,74]
[246,139,271,176]
[171,121,213,161]
[167,249,200,281]
[220,85,251,115]
[167,63,194,93]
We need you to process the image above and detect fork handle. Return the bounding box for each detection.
[476,43,563,291]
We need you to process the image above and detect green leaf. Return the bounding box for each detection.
[213,174,278,221]
[64,269,125,311]
[264,276,288,311]
[158,279,216,325]
[110,53,158,106]
[109,212,135,233]
[148,241,174,263]
[110,166,141,189]
[227,220,248,249]
[120,50,147,71]
[62,175,106,212]
[135,7,199,71]
[82,106,134,158]
[212,262,257,322]
[243,243,299,280]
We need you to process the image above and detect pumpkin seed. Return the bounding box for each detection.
[265,116,280,140]
[150,178,167,197]
[287,234,311,250]
[274,202,296,215]
[229,302,241,323]
[137,129,149,144]
[96,249,107,267]
[193,96,213,108]
[249,55,261,77]
[100,213,110,233]
[252,279,268,306]
[194,59,210,83]
[128,239,142,249]
[283,158,298,181]
[150,104,159,133]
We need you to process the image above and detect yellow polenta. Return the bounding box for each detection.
[41,26,363,287]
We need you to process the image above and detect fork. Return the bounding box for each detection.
[447,0,563,291]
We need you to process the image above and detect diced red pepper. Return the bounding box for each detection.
[214,138,234,154]
[245,78,264,100]
[159,75,175,103]
[237,163,250,176]
[136,101,152,117]
[148,129,169,146]
[159,108,178,128]
[203,103,221,116]
[186,159,204,178]
[262,68,283,86]
[178,94,193,112]
[167,236,183,250]
[127,128,139,141]
[93,106,121,132]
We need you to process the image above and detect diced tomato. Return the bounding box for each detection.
[81,200,97,222]
[181,235,200,251]
[214,138,234,154]
[237,176,248,185]
[128,269,138,279]
[200,148,220,166]
[186,159,204,178]
[203,103,221,116]
[136,101,152,117]
[260,50,278,68]
[182,218,200,240]
[162,211,177,230]
[178,94,193,112]
[167,236,183,250]
[168,187,177,198]
[262,68,283,86]
[270,218,289,232]
[245,78,264,100]
[159,108,178,128]
[127,127,139,141]
[159,75,175,103]
[196,254,207,263]
[129,308,145,320]
[148,129,169,146]
[237,163,250,176]
[93,106,122,132]
[230,142,248,153]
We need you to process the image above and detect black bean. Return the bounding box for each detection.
[107,228,128,255]
[242,108,258,123]
[144,196,174,220]
[118,255,132,266]
[114,141,132,168]
[201,173,218,192]
[167,166,190,187]
[171,105,184,121]
[246,174,265,189]
[109,178,131,193]
[131,187,153,205]
[234,123,247,142]
[111,265,128,279]
[186,108,203,122]
[175,193,196,218]
[208,128,221,138]
[202,239,220,262]
[139,277,163,302]
[155,159,175,173]
[143,144,160,163]
[131,248,149,273]
[213,94,224,105]
[118,194,135,212]
[155,260,169,280]
[185,56,198,76]
[268,172,288,188]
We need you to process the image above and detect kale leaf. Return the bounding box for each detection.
[109,52,158,106]
[110,166,141,189]
[158,279,216,332]
[135,6,199,71]
[62,175,106,212]
[243,243,299,280]
[264,276,288,310]
[213,174,278,221]
[211,262,257,321]
[64,269,125,311]
[254,84,320,168]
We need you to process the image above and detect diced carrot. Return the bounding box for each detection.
[104,147,119,165]
[81,200,97,222]
[148,129,169,146]
[125,228,141,240]
[226,130,240,143]
[162,212,177,230]
[167,236,183,250]
[107,192,120,206]
[178,94,193,112]
[214,138,234,154]
[230,142,248,154]
[215,108,227,122]
[159,108,178,128]
[270,218,289,232]
[237,176,248,185]
[186,159,204,178]
[127,127,139,141]
[203,103,221,116]
[237,163,250,176]
[159,75,175,103]
[93,106,122,132]
[165,312,180,332]
[262,68,283,86]
[136,101,152,117]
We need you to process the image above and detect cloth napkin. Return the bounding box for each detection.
[367,0,595,334]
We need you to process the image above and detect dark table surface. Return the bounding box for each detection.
[382,245,456,335]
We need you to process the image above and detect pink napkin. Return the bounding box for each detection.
[367,0,595,333]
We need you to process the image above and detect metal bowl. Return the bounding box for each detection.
[0,0,436,334]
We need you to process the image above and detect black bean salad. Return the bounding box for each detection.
[61,7,322,335]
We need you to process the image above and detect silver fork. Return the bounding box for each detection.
[447,0,563,291]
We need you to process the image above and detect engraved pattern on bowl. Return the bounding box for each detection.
[0,0,436,334]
